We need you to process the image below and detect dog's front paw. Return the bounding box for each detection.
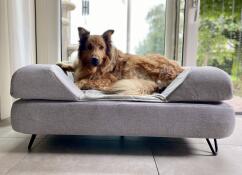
[56,63,65,69]
[56,63,68,74]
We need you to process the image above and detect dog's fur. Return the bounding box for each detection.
[57,27,183,95]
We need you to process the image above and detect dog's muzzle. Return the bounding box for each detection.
[91,57,99,66]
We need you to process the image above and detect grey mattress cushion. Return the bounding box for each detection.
[10,64,83,101]
[11,100,235,139]
[167,66,233,102]
[10,64,233,102]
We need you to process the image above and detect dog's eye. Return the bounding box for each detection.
[99,46,104,50]
[87,44,93,50]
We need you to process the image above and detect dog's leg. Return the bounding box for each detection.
[135,57,183,81]
[104,79,158,96]
[56,63,75,72]
[75,79,113,91]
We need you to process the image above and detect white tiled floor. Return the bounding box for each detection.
[0,117,242,175]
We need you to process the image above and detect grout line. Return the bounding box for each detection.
[4,153,29,175]
[5,136,48,175]
[148,144,160,175]
[151,148,160,175]
[5,138,41,175]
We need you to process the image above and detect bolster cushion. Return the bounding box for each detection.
[11,65,233,102]
[167,67,233,102]
[11,64,82,101]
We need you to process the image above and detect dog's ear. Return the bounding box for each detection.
[102,30,114,47]
[78,27,90,50]
[102,30,114,40]
[78,27,90,38]
[102,30,114,57]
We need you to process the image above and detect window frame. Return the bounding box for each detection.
[35,0,199,66]
[182,0,200,66]
[35,0,62,64]
[165,0,180,61]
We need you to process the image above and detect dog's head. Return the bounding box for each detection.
[77,27,114,70]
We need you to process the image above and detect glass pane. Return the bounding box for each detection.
[132,0,166,55]
[69,0,127,51]
[61,0,170,62]
[198,0,242,113]
[61,0,187,66]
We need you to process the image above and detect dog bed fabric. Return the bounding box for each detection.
[167,66,232,102]
[10,64,232,102]
[11,100,234,138]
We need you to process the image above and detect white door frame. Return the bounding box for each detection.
[35,0,61,64]
[182,0,200,66]
[165,0,178,60]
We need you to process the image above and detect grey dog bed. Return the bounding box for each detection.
[10,64,235,155]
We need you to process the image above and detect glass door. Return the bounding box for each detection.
[198,0,242,113]
[61,0,185,63]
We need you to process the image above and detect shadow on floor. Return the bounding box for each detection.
[19,135,212,157]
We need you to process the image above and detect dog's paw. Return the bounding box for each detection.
[56,63,64,68]
[56,63,68,74]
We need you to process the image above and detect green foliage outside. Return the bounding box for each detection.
[135,4,165,55]
[136,0,242,96]
[198,0,242,96]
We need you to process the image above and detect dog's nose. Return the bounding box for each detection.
[91,57,99,66]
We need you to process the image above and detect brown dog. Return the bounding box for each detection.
[57,27,183,95]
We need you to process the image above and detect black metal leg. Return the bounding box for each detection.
[206,138,218,155]
[28,134,37,152]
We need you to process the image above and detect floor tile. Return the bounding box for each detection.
[6,136,158,175]
[0,119,29,138]
[153,143,242,175]
[2,115,242,175]
[0,138,41,175]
